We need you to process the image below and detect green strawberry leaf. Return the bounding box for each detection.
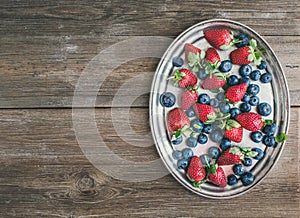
[241,147,252,152]
[220,44,231,50]
[210,88,220,93]
[192,65,199,73]
[248,54,254,62]
[227,119,241,128]
[188,52,199,67]
[264,119,274,126]
[275,132,288,143]
[207,113,217,121]
[200,50,206,60]
[249,39,257,48]
[246,151,258,158]
[229,146,241,155]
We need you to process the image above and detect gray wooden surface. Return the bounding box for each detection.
[0,0,299,217]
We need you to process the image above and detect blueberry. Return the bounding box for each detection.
[210,98,219,108]
[191,119,204,133]
[187,136,198,148]
[186,108,195,117]
[257,102,272,116]
[249,96,260,106]
[257,61,267,70]
[227,174,238,185]
[235,34,249,48]
[220,137,231,151]
[172,135,183,145]
[198,133,208,144]
[239,64,252,77]
[250,70,261,81]
[182,148,194,160]
[197,68,208,80]
[260,72,272,83]
[227,75,239,86]
[216,92,225,101]
[252,147,264,160]
[233,164,245,176]
[172,56,184,67]
[240,102,251,112]
[219,102,230,114]
[262,123,277,136]
[210,129,224,143]
[172,150,183,160]
[229,107,241,118]
[241,172,255,186]
[200,154,211,166]
[160,92,176,107]
[250,131,263,143]
[242,93,250,103]
[177,159,189,170]
[243,157,253,167]
[247,84,260,96]
[262,135,276,147]
[239,77,250,85]
[208,146,220,159]
[203,124,212,134]
[219,60,232,73]
[198,93,210,105]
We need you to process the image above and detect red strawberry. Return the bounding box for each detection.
[223,119,243,143]
[217,146,243,166]
[172,69,197,88]
[208,165,227,187]
[225,83,248,103]
[204,29,236,50]
[205,47,221,65]
[235,112,264,132]
[217,146,258,166]
[181,88,198,110]
[185,43,201,63]
[186,156,206,186]
[202,73,226,90]
[167,108,190,133]
[230,39,262,65]
[193,103,216,123]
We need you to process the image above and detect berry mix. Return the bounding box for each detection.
[160,28,288,188]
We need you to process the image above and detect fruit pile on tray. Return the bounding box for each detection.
[160,28,288,188]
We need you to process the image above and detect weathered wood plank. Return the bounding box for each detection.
[0,0,299,37]
[0,108,298,217]
[0,35,299,108]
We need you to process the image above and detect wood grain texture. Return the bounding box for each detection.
[0,0,299,217]
[0,108,299,217]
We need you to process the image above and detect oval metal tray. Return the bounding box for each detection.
[149,19,290,199]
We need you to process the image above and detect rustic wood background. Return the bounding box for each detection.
[0,0,299,217]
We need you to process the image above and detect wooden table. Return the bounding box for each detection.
[1,0,299,217]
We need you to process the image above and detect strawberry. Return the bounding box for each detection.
[223,119,243,143]
[167,108,190,133]
[172,69,197,88]
[225,83,248,103]
[235,112,264,132]
[193,103,216,123]
[217,146,258,166]
[206,162,227,187]
[186,156,206,187]
[230,39,262,65]
[185,43,201,63]
[181,88,198,110]
[202,73,226,90]
[205,47,221,68]
[204,29,237,50]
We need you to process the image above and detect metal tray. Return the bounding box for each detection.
[149,19,290,198]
